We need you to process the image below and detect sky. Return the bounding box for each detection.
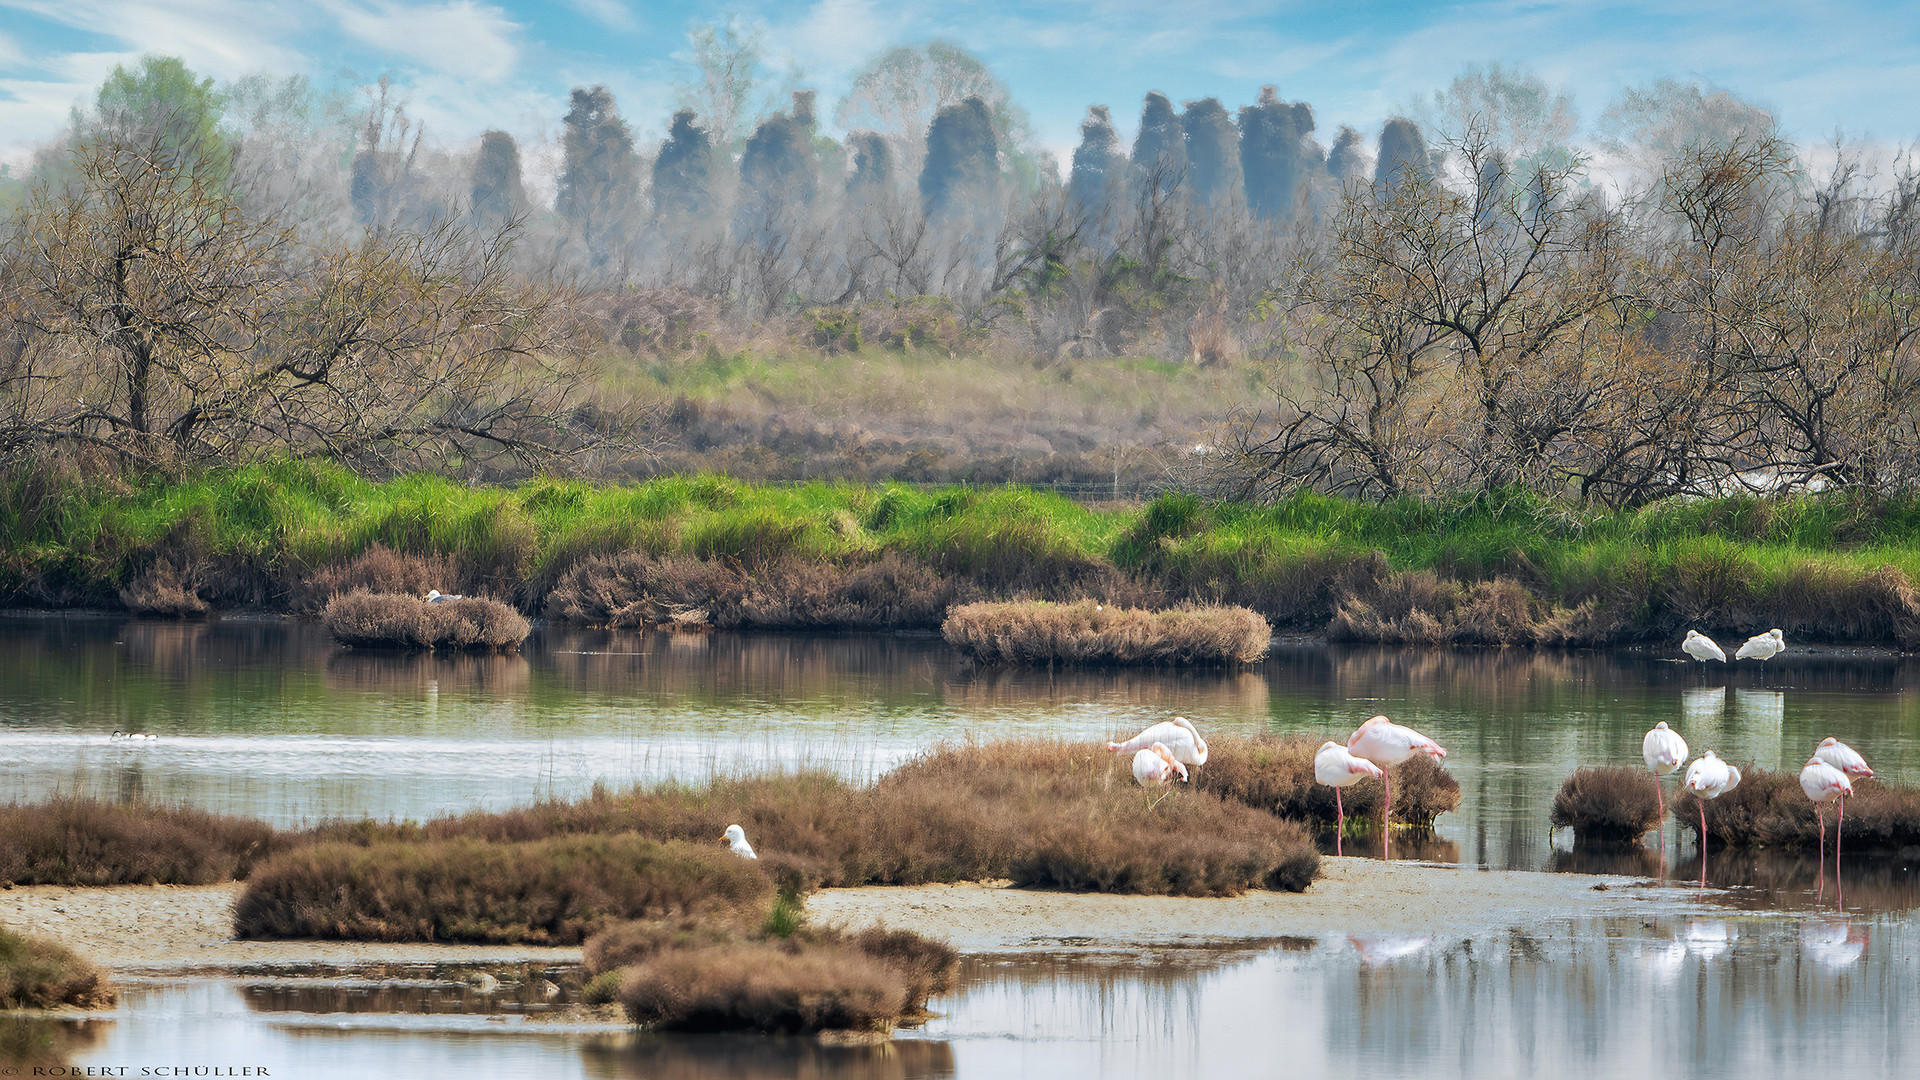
[1,0,1916,181]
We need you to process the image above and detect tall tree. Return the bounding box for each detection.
[1068,106,1126,214]
[738,91,819,216]
[676,16,784,152]
[1327,125,1368,186]
[1373,118,1433,195]
[556,86,639,263]
[1239,87,1322,222]
[919,96,998,217]
[836,42,1031,183]
[470,130,526,223]
[652,110,719,221]
[846,131,892,201]
[85,55,229,174]
[1181,97,1242,207]
[1414,62,1578,162]
[1132,92,1187,188]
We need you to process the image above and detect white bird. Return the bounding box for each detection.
[1347,716,1447,859]
[1108,717,1209,778]
[111,731,155,740]
[1734,628,1785,662]
[1682,630,1727,663]
[1131,742,1187,787]
[721,824,757,859]
[426,589,464,604]
[1684,751,1742,884]
[1642,722,1690,821]
[1800,755,1853,904]
[1314,741,1385,856]
[1814,737,1873,780]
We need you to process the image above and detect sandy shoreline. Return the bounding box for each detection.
[0,860,1704,974]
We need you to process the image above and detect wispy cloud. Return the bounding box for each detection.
[325,0,524,81]
[564,0,633,33]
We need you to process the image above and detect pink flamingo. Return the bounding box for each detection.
[1683,751,1742,887]
[1347,716,1447,860]
[1314,740,1385,856]
[1109,717,1208,780]
[1131,742,1187,789]
[1798,756,1852,905]
[1642,722,1690,822]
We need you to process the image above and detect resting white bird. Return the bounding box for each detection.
[1131,742,1187,787]
[1684,750,1742,884]
[426,589,464,604]
[111,731,155,740]
[1734,628,1785,661]
[1642,722,1690,821]
[1682,630,1727,663]
[1800,755,1853,904]
[1814,737,1873,779]
[1314,740,1385,856]
[1108,717,1208,777]
[1347,716,1447,860]
[722,824,757,859]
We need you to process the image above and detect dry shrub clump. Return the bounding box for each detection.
[1326,571,1589,646]
[297,544,464,613]
[545,551,961,632]
[0,797,279,885]
[234,835,770,944]
[1675,768,1920,851]
[0,928,115,1010]
[1549,767,1661,844]
[117,558,210,617]
[322,589,529,650]
[942,600,1271,666]
[1195,734,1461,831]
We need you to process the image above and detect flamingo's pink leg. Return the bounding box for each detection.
[1699,799,1708,889]
[1335,787,1344,857]
[1836,795,1845,912]
[1816,803,1827,903]
[1381,770,1393,862]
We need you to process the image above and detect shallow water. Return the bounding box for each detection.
[4,615,1920,1076]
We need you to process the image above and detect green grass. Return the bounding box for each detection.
[10,459,1920,642]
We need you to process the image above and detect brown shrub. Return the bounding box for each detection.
[297,545,464,613]
[234,835,770,944]
[1549,767,1661,844]
[1194,734,1461,832]
[1675,768,1920,851]
[617,939,913,1033]
[1328,570,1575,646]
[322,590,530,650]
[117,558,209,617]
[0,797,278,885]
[0,928,115,1010]
[942,600,1271,666]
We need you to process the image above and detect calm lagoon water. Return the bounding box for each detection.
[2,614,1917,1077]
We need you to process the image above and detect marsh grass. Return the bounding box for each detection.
[0,929,114,1010]
[0,797,278,886]
[1550,767,1662,845]
[942,600,1271,666]
[234,835,770,944]
[322,589,530,650]
[1194,734,1461,831]
[1674,768,1920,850]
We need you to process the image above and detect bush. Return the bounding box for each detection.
[942,600,1271,666]
[1549,767,1662,844]
[234,835,770,944]
[0,797,278,885]
[322,589,530,650]
[1675,768,1920,850]
[0,929,114,1010]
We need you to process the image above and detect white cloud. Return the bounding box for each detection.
[0,1,311,76]
[564,0,633,33]
[325,0,523,82]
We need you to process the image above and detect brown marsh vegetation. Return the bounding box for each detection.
[1195,734,1462,833]
[1674,768,1920,851]
[1549,767,1663,845]
[0,796,279,886]
[0,929,115,1010]
[322,589,531,650]
[942,600,1271,666]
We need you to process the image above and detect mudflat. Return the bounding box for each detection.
[0,860,1702,972]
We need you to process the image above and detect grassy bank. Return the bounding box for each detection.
[0,929,114,1010]
[13,458,1920,643]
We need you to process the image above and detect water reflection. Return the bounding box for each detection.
[583,1038,956,1080]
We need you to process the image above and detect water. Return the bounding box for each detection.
[3,614,1919,1076]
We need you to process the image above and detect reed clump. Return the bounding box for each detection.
[0,929,115,1010]
[942,600,1271,666]
[1674,768,1920,851]
[233,835,770,944]
[1549,767,1662,845]
[322,589,530,650]
[0,797,279,886]
[1194,734,1462,831]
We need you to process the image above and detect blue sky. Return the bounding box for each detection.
[1,0,1915,176]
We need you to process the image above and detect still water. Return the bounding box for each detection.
[2,614,1918,1077]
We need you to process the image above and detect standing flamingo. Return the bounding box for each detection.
[1798,756,1852,904]
[1314,741,1385,856]
[1684,751,1742,886]
[1131,742,1187,788]
[1682,630,1727,663]
[1642,722,1690,822]
[1814,737,1873,780]
[1347,716,1447,859]
[1109,717,1209,779]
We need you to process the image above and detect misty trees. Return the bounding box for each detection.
[1181,98,1243,208]
[921,97,1000,217]
[1373,118,1434,194]
[1068,106,1126,218]
[838,42,1025,184]
[471,131,526,224]
[0,125,611,474]
[1239,88,1323,223]
[557,87,641,270]
[653,111,720,223]
[1132,93,1187,193]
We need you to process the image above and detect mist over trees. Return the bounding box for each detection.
[2,47,1915,503]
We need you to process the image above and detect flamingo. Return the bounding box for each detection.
[1131,742,1187,788]
[1108,717,1209,779]
[1642,722,1690,822]
[1814,737,1873,779]
[426,589,464,604]
[1347,716,1447,859]
[1682,630,1727,663]
[1684,751,1742,886]
[722,824,757,859]
[1799,755,1852,904]
[1314,741,1385,856]
[1734,628,1785,662]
